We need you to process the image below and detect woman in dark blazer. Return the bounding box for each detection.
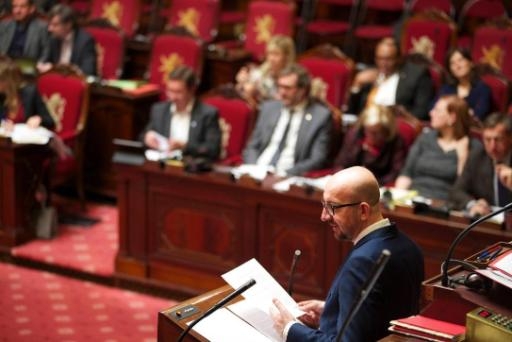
[437,48,492,121]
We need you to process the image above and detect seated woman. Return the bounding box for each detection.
[395,95,483,200]
[235,35,295,106]
[0,59,54,130]
[335,105,407,185]
[437,48,492,121]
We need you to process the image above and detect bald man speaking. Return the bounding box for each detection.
[270,166,424,341]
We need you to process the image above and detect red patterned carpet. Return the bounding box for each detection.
[11,200,118,277]
[0,262,175,342]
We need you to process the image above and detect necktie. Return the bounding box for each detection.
[270,111,293,167]
[497,177,510,207]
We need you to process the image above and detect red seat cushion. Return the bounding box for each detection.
[307,21,350,35]
[355,26,394,39]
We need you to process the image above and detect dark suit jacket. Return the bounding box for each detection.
[47,28,97,76]
[450,149,512,209]
[140,100,221,161]
[287,224,424,342]
[0,17,49,61]
[243,99,333,175]
[347,62,434,120]
[0,84,54,129]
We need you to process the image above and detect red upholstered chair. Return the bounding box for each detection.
[37,65,90,206]
[354,0,405,40]
[298,44,354,109]
[147,31,204,98]
[165,0,220,43]
[408,0,453,16]
[215,1,295,62]
[305,0,358,48]
[400,10,456,65]
[393,105,423,150]
[89,0,141,38]
[202,85,254,165]
[471,19,512,81]
[476,64,511,113]
[84,20,124,79]
[457,0,507,48]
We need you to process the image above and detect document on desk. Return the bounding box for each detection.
[190,307,271,341]
[221,258,304,339]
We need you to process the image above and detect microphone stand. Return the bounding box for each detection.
[335,249,391,342]
[441,202,512,287]
[287,249,302,295]
[176,279,256,342]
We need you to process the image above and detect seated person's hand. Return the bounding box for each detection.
[269,298,295,336]
[144,131,161,150]
[36,62,53,74]
[297,299,324,328]
[352,68,379,91]
[496,164,512,190]
[394,175,412,190]
[26,115,42,128]
[469,198,491,217]
[168,139,185,151]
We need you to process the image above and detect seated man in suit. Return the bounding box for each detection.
[36,4,97,76]
[243,64,333,176]
[347,37,434,121]
[0,0,49,62]
[450,113,512,216]
[141,65,221,162]
[270,166,424,341]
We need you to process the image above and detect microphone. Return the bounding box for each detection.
[441,202,512,288]
[336,249,391,342]
[287,249,302,295]
[176,278,256,342]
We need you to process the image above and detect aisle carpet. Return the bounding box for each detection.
[11,201,118,277]
[0,262,176,342]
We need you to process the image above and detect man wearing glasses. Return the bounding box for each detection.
[242,63,333,176]
[270,166,424,341]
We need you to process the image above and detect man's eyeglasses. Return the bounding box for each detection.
[321,201,361,216]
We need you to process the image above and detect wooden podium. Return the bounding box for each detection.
[158,285,235,342]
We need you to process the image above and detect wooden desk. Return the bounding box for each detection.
[0,137,51,250]
[158,285,232,342]
[114,162,512,298]
[85,84,160,196]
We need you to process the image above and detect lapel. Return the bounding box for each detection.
[188,101,200,143]
[162,102,173,137]
[263,102,283,147]
[3,22,15,53]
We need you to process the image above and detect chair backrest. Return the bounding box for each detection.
[471,19,512,80]
[476,64,511,113]
[244,1,295,61]
[393,105,423,150]
[36,65,89,140]
[166,0,220,43]
[459,0,507,19]
[401,10,456,65]
[89,0,140,38]
[84,21,124,79]
[298,44,354,108]
[202,85,254,162]
[409,0,453,16]
[147,31,204,97]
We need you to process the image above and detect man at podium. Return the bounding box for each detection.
[270,166,424,341]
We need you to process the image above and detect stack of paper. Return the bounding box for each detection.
[389,315,465,342]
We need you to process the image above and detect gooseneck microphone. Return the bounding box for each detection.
[441,202,512,288]
[176,278,256,342]
[336,249,391,342]
[287,249,302,295]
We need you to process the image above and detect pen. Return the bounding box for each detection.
[476,246,501,262]
[487,247,505,262]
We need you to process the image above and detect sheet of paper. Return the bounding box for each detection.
[190,307,271,342]
[8,123,53,145]
[222,258,303,318]
[476,268,512,290]
[231,164,273,181]
[152,131,169,151]
[228,300,281,342]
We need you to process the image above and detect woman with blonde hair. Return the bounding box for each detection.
[235,35,296,105]
[0,58,54,129]
[335,105,407,185]
[395,95,482,200]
